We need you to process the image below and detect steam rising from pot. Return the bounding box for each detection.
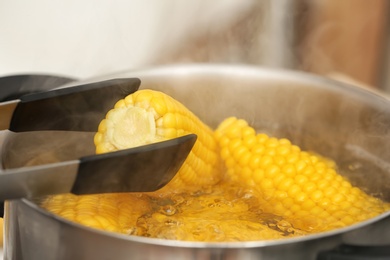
[2,131,95,169]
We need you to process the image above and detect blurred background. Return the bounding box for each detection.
[0,0,389,90]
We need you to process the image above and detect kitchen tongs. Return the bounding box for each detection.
[0,78,196,201]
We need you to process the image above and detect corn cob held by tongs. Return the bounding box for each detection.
[0,79,196,201]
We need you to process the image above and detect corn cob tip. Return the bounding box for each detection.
[94,89,222,190]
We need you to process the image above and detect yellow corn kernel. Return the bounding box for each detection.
[94,89,222,192]
[41,193,153,233]
[215,117,390,232]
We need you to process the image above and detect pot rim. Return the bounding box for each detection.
[107,62,390,99]
[12,63,390,248]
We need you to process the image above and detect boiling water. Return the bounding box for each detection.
[125,182,308,241]
[40,181,309,242]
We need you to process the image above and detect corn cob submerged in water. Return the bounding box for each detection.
[41,89,390,240]
[215,117,390,232]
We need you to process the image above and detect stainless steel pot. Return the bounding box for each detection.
[2,64,390,260]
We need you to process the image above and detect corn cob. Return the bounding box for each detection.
[41,193,152,233]
[215,117,390,232]
[93,89,222,192]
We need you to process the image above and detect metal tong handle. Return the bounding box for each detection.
[3,78,141,132]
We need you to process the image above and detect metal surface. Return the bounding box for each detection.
[3,64,390,260]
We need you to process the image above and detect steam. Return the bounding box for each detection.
[346,144,390,174]
[2,131,95,169]
[152,0,302,71]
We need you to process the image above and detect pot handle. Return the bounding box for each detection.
[317,244,390,259]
